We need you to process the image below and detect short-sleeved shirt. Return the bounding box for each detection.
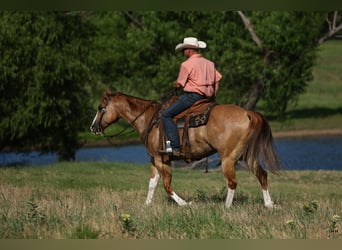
[176,54,222,97]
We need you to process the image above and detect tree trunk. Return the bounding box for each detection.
[57,141,78,162]
[58,149,76,162]
[242,80,264,110]
[237,11,266,111]
[318,11,342,44]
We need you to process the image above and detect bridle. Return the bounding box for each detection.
[100,99,158,140]
[94,89,174,143]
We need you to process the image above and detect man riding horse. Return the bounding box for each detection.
[90,37,282,208]
[159,37,222,157]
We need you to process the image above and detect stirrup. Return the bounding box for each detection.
[158,149,183,157]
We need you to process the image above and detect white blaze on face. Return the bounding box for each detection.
[90,112,99,132]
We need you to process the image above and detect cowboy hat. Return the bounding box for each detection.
[175,37,207,52]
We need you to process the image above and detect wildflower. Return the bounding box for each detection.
[310,200,318,210]
[331,214,340,223]
[286,219,296,229]
[303,200,319,214]
[120,213,132,223]
[120,213,136,234]
[329,214,340,233]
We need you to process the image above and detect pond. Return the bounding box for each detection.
[1,136,341,170]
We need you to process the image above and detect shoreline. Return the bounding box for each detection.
[82,128,342,148]
[2,129,342,151]
[273,128,342,138]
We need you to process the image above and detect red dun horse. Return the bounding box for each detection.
[90,91,282,208]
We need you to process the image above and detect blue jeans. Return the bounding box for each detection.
[161,92,205,150]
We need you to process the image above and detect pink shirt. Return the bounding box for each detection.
[176,54,222,97]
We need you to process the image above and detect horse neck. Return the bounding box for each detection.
[115,94,159,134]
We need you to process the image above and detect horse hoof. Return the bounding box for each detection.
[265,203,281,209]
[265,202,274,208]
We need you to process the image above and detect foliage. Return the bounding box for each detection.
[0,11,335,160]
[251,11,326,114]
[269,40,342,132]
[0,11,96,160]
[90,11,328,115]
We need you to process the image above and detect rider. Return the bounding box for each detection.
[160,37,222,156]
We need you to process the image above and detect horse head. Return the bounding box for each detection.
[90,90,120,135]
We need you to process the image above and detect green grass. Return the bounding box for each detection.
[0,162,341,239]
[301,40,342,108]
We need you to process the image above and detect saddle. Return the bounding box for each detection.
[158,95,217,162]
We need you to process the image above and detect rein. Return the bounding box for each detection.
[102,89,175,145]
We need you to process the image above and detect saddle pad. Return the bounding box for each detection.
[176,102,216,128]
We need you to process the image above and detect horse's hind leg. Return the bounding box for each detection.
[145,164,160,205]
[221,157,238,208]
[253,163,274,208]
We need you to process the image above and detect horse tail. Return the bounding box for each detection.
[243,111,283,175]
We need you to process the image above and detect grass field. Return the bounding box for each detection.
[1,39,341,240]
[0,162,341,239]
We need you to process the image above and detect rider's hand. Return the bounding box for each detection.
[173,81,181,88]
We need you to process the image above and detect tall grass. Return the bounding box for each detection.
[0,162,341,239]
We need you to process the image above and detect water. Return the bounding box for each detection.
[275,136,342,170]
[1,136,341,170]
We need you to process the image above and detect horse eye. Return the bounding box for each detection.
[98,106,105,112]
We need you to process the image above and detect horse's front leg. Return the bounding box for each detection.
[160,162,188,206]
[145,164,160,205]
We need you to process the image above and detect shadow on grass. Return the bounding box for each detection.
[185,187,263,206]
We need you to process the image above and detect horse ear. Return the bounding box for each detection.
[106,88,112,94]
[102,91,111,101]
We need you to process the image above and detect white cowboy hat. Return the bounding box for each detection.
[175,37,207,52]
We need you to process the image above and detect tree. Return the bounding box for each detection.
[1,11,335,161]
[90,11,330,117]
[0,11,96,160]
[89,11,184,100]
[318,11,342,44]
[236,11,337,114]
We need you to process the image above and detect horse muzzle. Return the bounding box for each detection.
[90,123,103,135]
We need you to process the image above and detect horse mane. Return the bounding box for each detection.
[106,91,157,103]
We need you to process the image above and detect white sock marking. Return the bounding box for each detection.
[145,173,160,205]
[262,189,274,208]
[225,188,235,208]
[171,192,187,206]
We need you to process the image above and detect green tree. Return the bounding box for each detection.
[236,11,327,114]
[0,11,96,160]
[89,11,183,100]
[90,11,330,116]
[1,11,336,161]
